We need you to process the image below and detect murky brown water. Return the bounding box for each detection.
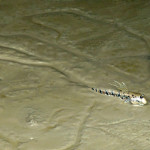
[0,0,150,149]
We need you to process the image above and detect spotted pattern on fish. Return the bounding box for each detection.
[91,87,147,106]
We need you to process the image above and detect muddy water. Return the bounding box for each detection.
[0,0,150,150]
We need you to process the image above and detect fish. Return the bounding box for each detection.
[91,81,147,106]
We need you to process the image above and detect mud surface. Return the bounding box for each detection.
[0,0,150,150]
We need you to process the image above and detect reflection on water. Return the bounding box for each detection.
[0,0,150,149]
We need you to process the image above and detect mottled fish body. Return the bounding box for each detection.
[92,81,147,106]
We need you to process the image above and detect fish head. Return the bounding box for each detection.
[130,94,147,106]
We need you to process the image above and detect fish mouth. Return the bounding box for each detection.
[142,98,147,105]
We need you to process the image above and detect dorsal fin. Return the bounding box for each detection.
[109,81,128,93]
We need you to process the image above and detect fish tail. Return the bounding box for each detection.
[91,88,104,94]
[92,87,120,97]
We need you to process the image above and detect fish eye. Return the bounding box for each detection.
[140,95,144,99]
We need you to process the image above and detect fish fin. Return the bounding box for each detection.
[109,81,128,93]
[124,98,130,103]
